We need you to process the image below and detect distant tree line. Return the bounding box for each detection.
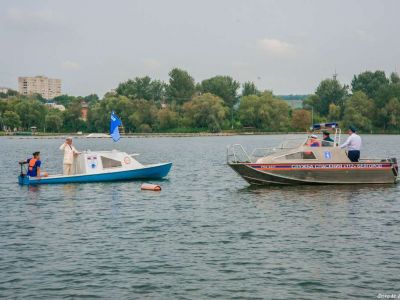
[1,68,400,133]
[302,71,400,132]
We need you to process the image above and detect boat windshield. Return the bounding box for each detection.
[279,137,308,149]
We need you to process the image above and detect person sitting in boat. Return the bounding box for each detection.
[59,137,80,175]
[322,131,334,147]
[26,151,48,177]
[340,126,362,162]
[306,134,321,147]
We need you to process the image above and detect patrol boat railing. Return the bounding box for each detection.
[227,137,308,164]
[227,144,252,164]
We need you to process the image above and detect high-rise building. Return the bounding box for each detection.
[18,76,62,99]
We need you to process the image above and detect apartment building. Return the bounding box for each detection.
[18,76,62,99]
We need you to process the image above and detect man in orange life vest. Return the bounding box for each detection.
[26,151,43,177]
[306,134,321,147]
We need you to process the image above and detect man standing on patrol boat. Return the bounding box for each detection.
[340,126,362,162]
[59,137,80,175]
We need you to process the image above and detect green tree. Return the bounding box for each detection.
[63,99,86,132]
[238,92,290,130]
[87,95,136,132]
[3,110,21,130]
[45,112,63,132]
[0,90,17,99]
[87,103,109,133]
[116,76,165,101]
[199,76,240,108]
[271,100,291,131]
[242,82,261,97]
[342,91,375,131]
[157,108,179,130]
[53,94,77,107]
[14,99,46,130]
[351,70,389,100]
[291,109,311,131]
[29,93,47,103]
[84,94,99,103]
[374,80,400,109]
[166,68,195,104]
[183,93,227,132]
[137,124,152,133]
[380,98,400,130]
[128,99,158,131]
[308,79,348,116]
[328,103,341,121]
[0,100,10,115]
[390,72,400,84]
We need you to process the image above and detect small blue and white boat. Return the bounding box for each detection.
[18,149,172,185]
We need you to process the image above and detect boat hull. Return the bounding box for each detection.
[18,162,172,185]
[229,162,398,185]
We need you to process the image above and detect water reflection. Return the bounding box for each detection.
[62,184,78,198]
[239,184,398,220]
[111,187,120,218]
[241,183,397,197]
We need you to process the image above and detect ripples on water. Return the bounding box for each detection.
[0,135,399,299]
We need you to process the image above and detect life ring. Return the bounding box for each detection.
[124,156,131,164]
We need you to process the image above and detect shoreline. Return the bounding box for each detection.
[1,132,306,139]
[2,131,400,139]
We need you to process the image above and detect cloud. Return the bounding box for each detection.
[143,58,161,68]
[354,29,375,43]
[61,60,80,70]
[231,61,250,68]
[5,7,63,30]
[258,38,296,57]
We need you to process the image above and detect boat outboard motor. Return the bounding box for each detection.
[18,161,27,177]
[390,157,398,177]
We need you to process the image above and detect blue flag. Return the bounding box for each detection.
[110,111,122,142]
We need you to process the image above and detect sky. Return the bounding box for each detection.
[0,0,399,97]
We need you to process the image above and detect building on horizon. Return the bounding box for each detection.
[81,101,89,121]
[0,87,11,94]
[45,102,66,111]
[18,76,62,100]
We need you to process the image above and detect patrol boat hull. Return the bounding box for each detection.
[228,162,398,185]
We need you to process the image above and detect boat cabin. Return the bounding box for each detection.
[255,122,349,164]
[73,150,143,175]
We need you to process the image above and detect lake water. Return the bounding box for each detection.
[1,135,399,299]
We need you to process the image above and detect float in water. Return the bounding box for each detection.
[18,149,172,185]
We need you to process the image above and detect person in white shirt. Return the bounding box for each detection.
[340,126,362,162]
[59,137,80,175]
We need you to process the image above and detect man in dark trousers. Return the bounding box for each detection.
[340,126,362,162]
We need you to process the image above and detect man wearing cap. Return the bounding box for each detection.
[340,126,362,162]
[322,131,334,147]
[306,134,321,147]
[59,137,80,175]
